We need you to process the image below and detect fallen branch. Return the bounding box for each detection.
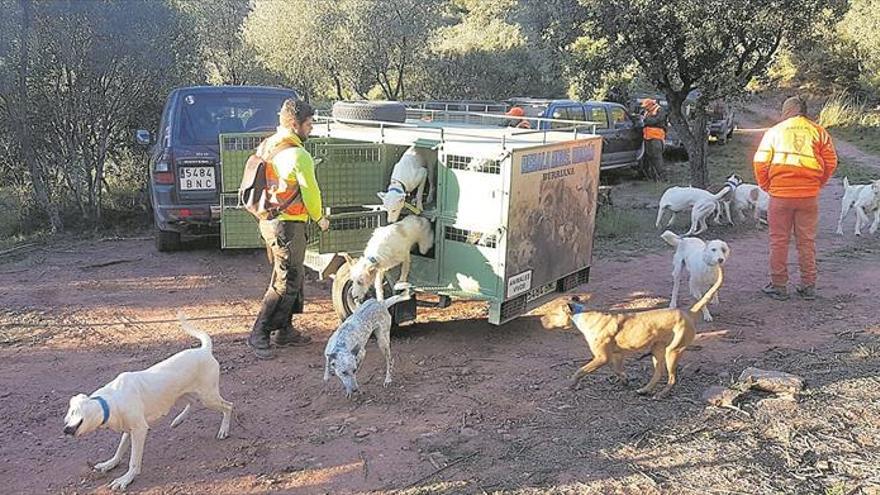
[402,452,478,490]
[100,236,151,242]
[79,257,142,270]
[0,243,36,257]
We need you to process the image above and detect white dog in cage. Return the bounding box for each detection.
[378,146,435,222]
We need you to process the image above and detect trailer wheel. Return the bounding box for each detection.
[331,261,398,323]
[331,262,359,321]
[331,100,407,123]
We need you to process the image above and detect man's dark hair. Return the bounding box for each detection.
[279,98,315,129]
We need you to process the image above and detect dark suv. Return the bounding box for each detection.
[506,98,644,170]
[137,86,298,251]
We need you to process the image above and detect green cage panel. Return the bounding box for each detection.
[220,194,263,249]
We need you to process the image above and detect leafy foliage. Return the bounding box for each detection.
[582,0,827,187]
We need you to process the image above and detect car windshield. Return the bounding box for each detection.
[176,93,292,146]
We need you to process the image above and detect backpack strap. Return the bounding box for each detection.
[262,140,303,218]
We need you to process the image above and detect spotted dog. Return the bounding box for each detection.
[324,293,410,397]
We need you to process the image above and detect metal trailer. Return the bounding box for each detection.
[219,109,602,326]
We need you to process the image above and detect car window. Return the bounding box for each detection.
[609,107,633,129]
[550,106,584,129]
[585,106,609,129]
[175,93,293,146]
[159,97,174,147]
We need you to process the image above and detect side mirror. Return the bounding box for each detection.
[134,129,152,146]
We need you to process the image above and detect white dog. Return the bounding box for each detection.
[657,174,742,234]
[349,215,434,302]
[63,313,232,491]
[731,183,770,224]
[836,177,880,236]
[378,146,435,223]
[661,230,730,322]
[324,293,409,397]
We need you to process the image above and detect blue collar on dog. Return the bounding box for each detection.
[725,180,739,190]
[91,396,110,425]
[388,186,406,195]
[366,256,379,266]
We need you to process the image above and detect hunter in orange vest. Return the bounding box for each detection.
[248,99,329,359]
[754,96,837,301]
[641,98,667,179]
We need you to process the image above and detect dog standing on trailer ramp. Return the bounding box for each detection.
[324,293,410,397]
[62,313,232,491]
[662,230,730,322]
[543,269,723,399]
[349,214,434,302]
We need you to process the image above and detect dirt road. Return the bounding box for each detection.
[1,122,879,494]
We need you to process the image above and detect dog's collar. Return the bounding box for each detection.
[725,180,739,190]
[366,255,380,266]
[389,179,408,194]
[90,396,110,425]
[403,202,422,215]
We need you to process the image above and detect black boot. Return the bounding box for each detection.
[271,293,311,347]
[248,290,281,359]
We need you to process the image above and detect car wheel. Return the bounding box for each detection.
[331,100,407,123]
[155,230,181,252]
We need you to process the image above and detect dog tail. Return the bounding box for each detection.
[177,311,212,352]
[687,268,724,316]
[660,230,681,247]
[382,293,411,309]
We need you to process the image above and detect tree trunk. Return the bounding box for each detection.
[17,0,63,232]
[667,96,710,188]
[331,72,344,101]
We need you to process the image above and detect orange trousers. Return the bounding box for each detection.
[768,196,819,287]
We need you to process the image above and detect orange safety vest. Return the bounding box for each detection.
[643,126,666,141]
[752,116,838,198]
[261,135,307,217]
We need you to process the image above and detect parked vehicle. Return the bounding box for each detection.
[707,99,736,144]
[630,92,736,153]
[505,98,644,170]
[136,85,299,251]
[219,106,602,325]
[404,98,643,170]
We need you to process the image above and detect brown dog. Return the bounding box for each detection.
[543,269,723,399]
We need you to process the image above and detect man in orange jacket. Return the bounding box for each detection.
[753,96,837,301]
[641,98,666,179]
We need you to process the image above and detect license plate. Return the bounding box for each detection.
[179,167,215,190]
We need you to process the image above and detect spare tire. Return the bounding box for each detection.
[331,100,407,123]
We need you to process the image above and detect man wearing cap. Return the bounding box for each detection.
[505,106,531,129]
[753,96,837,301]
[640,98,667,179]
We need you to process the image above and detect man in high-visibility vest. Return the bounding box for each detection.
[247,99,330,359]
[641,98,666,179]
[753,96,837,301]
